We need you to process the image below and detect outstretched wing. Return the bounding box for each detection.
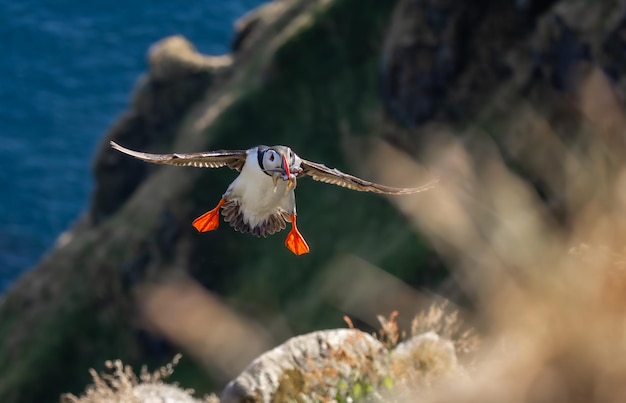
[299,159,438,194]
[110,141,248,171]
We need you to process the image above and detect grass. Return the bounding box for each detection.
[62,354,219,403]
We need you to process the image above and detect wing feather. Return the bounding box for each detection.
[110,141,248,171]
[299,159,438,194]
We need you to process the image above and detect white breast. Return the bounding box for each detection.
[223,151,294,228]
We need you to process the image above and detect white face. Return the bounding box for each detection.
[262,148,284,173]
[261,147,302,180]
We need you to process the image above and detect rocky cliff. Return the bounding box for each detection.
[3,0,626,402]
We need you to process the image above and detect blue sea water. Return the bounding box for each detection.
[0,0,267,291]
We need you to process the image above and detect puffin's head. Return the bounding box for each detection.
[261,146,301,181]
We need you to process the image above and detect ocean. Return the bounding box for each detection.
[0,0,267,291]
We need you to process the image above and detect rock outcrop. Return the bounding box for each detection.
[220,329,466,402]
[221,329,388,403]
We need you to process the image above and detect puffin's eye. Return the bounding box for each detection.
[269,153,275,162]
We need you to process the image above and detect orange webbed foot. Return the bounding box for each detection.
[285,214,310,256]
[192,198,226,232]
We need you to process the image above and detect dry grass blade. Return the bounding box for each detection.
[61,354,217,403]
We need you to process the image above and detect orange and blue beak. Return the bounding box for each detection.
[281,154,297,191]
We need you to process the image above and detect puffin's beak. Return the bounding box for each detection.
[281,155,291,178]
[282,155,296,192]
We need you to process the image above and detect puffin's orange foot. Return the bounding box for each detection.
[285,214,309,256]
[192,198,226,232]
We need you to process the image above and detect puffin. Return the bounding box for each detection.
[111,141,437,256]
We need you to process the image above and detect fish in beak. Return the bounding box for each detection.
[270,154,296,192]
[282,154,297,192]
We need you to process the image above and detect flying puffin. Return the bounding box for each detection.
[110,141,437,256]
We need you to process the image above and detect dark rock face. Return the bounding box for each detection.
[537,16,591,92]
[380,0,626,217]
[382,0,626,131]
[381,0,527,127]
[381,0,460,127]
[603,12,626,81]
